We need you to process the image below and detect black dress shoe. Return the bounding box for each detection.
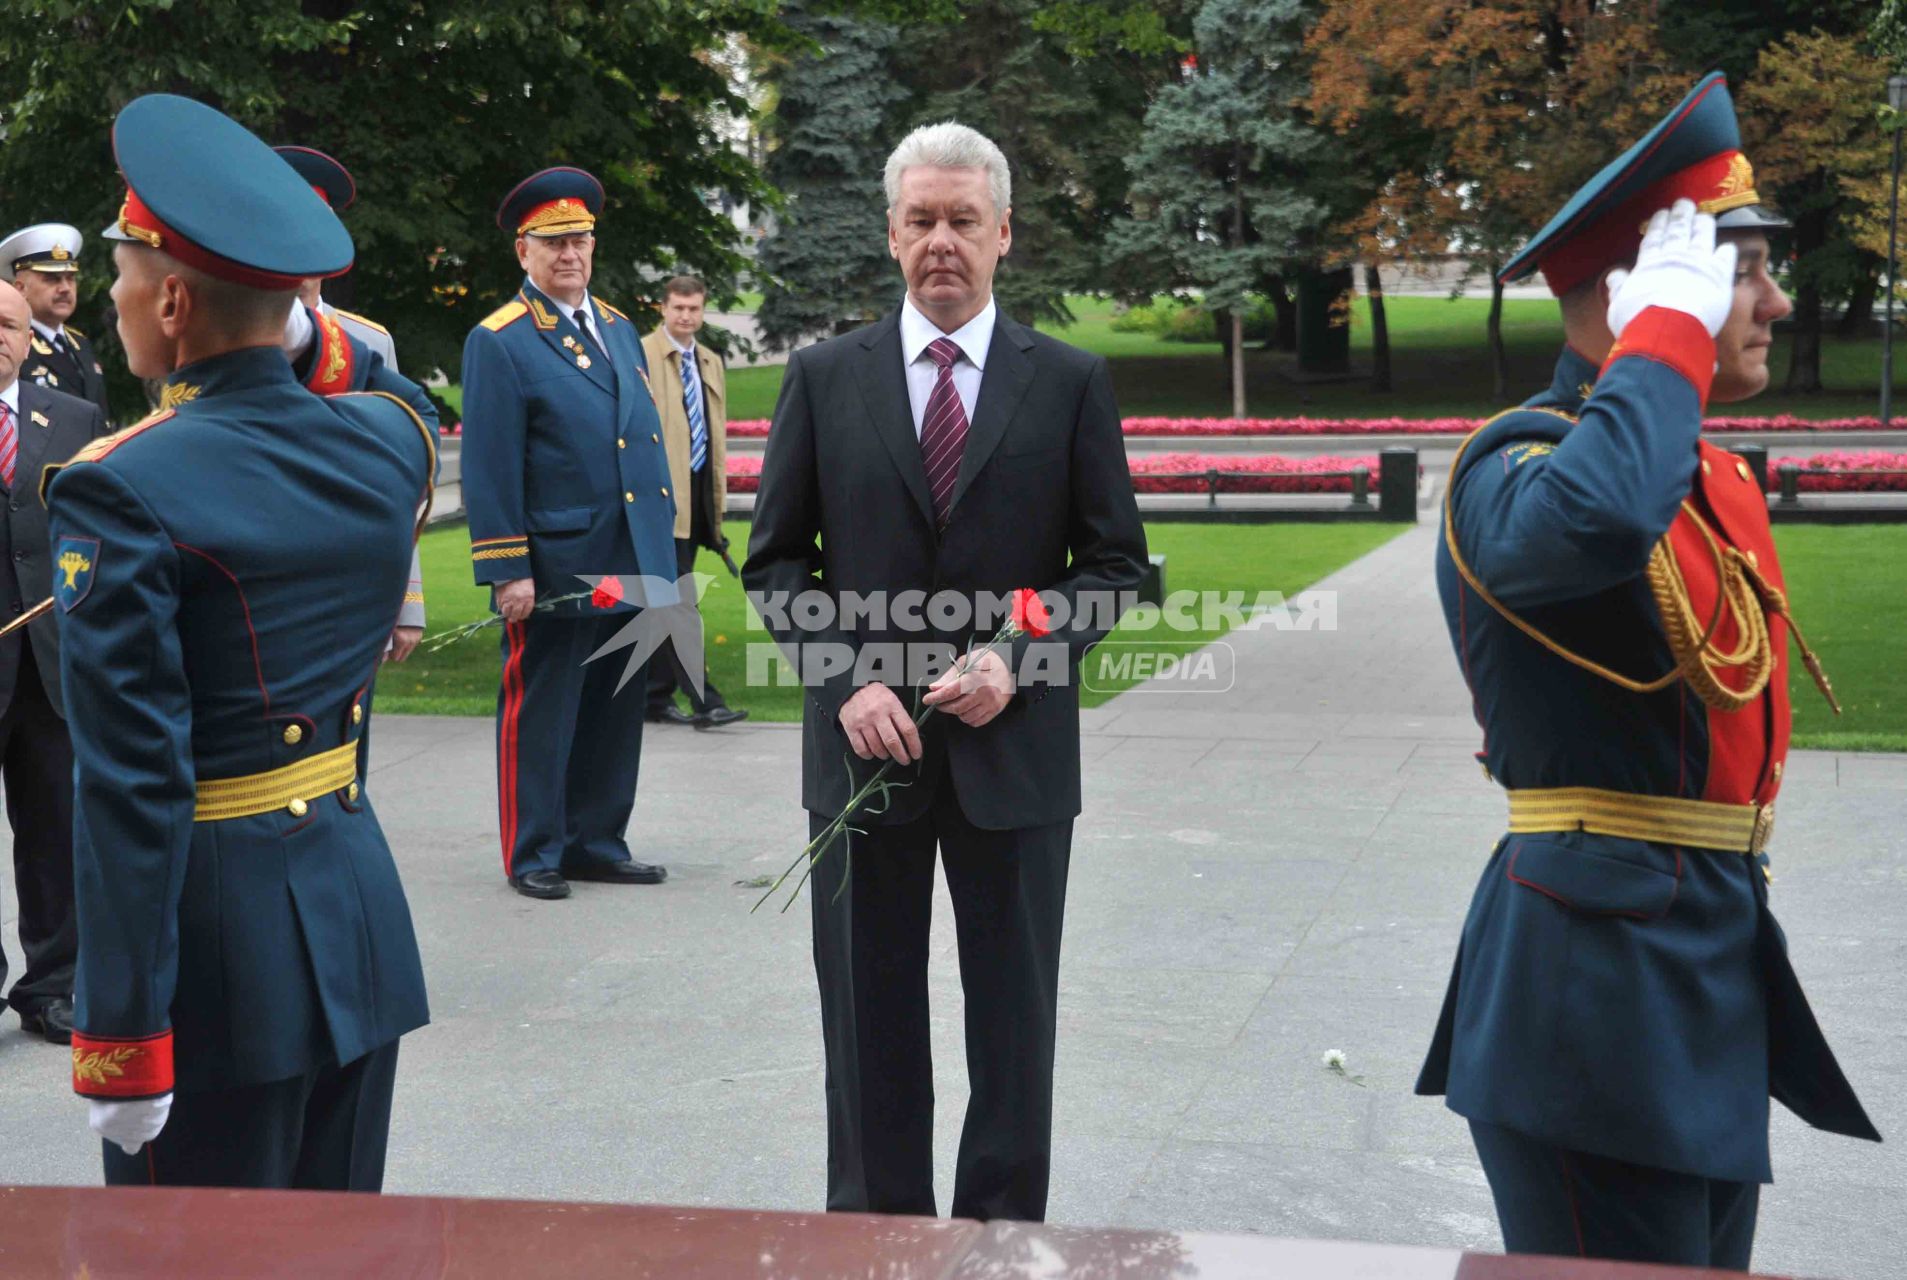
[646,705,699,726]
[510,870,572,900]
[19,998,75,1045]
[565,860,667,885]
[694,705,749,729]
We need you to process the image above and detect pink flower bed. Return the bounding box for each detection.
[728,453,763,493]
[726,415,1898,439]
[1767,451,1907,493]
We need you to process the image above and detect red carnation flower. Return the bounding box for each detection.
[1011,587,1052,638]
[590,575,625,609]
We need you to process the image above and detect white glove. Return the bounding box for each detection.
[1605,198,1738,339]
[89,1094,173,1156]
[281,301,315,360]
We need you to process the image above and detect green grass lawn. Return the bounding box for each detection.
[379,520,1402,718]
[688,295,1905,424]
[1778,526,1907,753]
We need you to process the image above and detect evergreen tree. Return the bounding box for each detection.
[753,4,910,350]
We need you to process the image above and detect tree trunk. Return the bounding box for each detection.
[1365,263,1392,393]
[1837,267,1879,339]
[1487,274,1507,402]
[1231,308,1246,419]
[1265,276,1297,351]
[1784,279,1824,393]
[1785,204,1828,393]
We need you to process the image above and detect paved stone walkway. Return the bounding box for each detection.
[2,524,1902,1276]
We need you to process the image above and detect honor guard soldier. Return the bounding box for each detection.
[462,167,678,900]
[1,223,115,424]
[1419,73,1878,1267]
[45,94,435,1188]
[275,145,428,659]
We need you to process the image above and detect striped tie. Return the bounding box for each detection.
[919,337,968,525]
[0,401,15,487]
[682,347,707,473]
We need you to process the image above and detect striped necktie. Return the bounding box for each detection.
[681,346,707,473]
[919,337,969,525]
[0,400,16,487]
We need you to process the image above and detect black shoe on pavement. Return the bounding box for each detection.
[646,705,700,726]
[565,860,667,885]
[694,706,749,729]
[510,870,572,900]
[19,998,75,1045]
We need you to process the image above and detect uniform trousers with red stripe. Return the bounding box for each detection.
[1469,1119,1758,1267]
[495,613,649,879]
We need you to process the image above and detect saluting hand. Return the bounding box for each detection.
[494,578,536,624]
[1605,198,1738,340]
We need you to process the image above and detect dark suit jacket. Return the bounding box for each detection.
[743,307,1146,829]
[24,326,113,426]
[0,381,108,719]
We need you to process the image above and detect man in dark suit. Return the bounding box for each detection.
[461,167,678,901]
[744,122,1146,1223]
[1,224,115,424]
[0,282,108,1044]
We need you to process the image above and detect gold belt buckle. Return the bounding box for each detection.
[1748,803,1775,856]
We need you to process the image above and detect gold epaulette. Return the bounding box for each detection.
[329,306,389,337]
[40,409,176,504]
[480,300,529,332]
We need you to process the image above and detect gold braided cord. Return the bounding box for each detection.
[1443,424,1837,714]
[195,742,357,822]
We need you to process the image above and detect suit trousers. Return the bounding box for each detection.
[0,645,76,1015]
[810,757,1071,1222]
[103,1042,400,1190]
[496,613,649,879]
[646,465,726,714]
[1469,1119,1759,1268]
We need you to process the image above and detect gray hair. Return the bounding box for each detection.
[883,122,1011,216]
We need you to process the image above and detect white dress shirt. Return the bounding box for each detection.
[1,377,18,419]
[566,293,605,354]
[900,294,995,439]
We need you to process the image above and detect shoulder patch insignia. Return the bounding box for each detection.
[329,306,390,337]
[1500,441,1557,469]
[480,300,529,333]
[30,336,52,356]
[66,325,85,339]
[595,296,631,324]
[54,537,100,612]
[524,295,558,330]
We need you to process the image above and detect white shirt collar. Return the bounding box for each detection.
[669,331,697,358]
[900,294,995,371]
[1,379,18,417]
[527,279,596,333]
[29,318,65,345]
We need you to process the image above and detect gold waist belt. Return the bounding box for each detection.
[1507,786,1772,855]
[194,741,358,822]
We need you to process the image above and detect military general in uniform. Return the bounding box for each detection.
[1419,74,1878,1268]
[1,223,115,424]
[461,167,678,901]
[46,94,435,1189]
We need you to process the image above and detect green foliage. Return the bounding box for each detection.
[753,1,910,350]
[1107,0,1327,308]
[0,0,795,401]
[1109,295,1277,342]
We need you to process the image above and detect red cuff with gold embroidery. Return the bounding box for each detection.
[71,1030,174,1099]
[305,309,357,396]
[1602,306,1717,409]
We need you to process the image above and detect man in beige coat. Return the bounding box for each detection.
[642,276,745,727]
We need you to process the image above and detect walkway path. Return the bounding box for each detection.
[1,526,1901,1276]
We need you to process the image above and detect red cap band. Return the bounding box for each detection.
[118,187,333,290]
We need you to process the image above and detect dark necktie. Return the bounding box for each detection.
[919,337,970,526]
[572,309,602,357]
